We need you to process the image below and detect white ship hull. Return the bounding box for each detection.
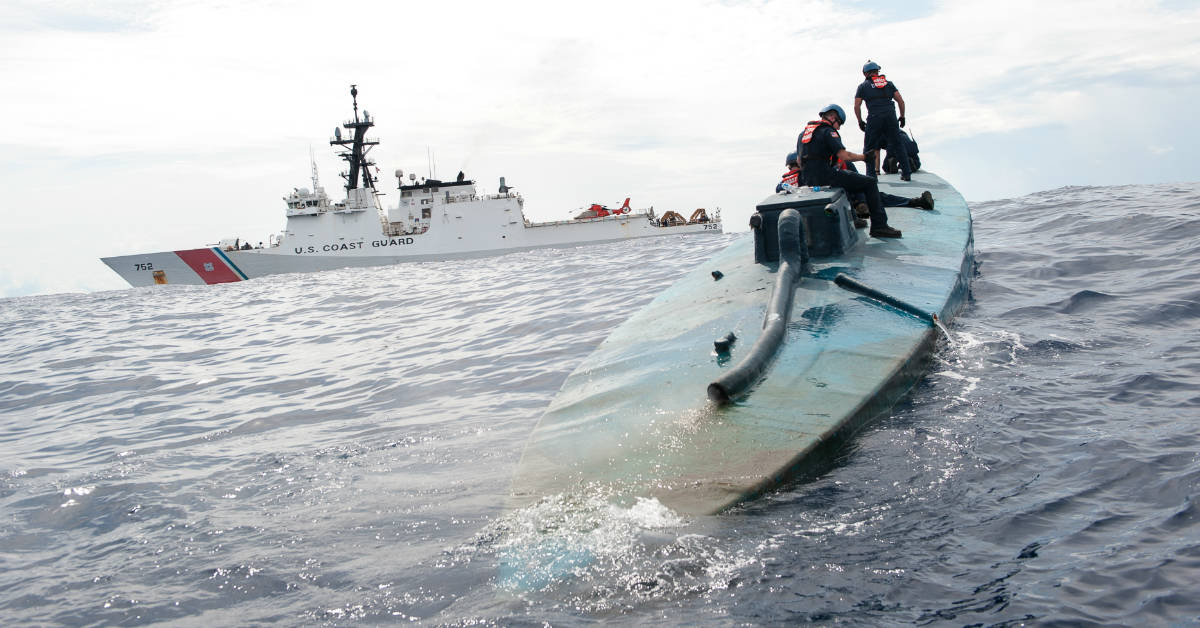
[102,210,721,287]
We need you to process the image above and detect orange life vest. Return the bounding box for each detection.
[799,119,845,171]
[800,119,828,144]
[871,74,888,89]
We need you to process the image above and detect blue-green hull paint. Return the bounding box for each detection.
[708,208,807,404]
[511,172,974,515]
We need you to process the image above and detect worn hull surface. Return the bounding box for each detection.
[511,171,973,515]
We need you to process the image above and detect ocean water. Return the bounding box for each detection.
[2,182,1199,626]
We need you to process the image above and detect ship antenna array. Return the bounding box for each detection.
[330,83,379,191]
[309,145,320,190]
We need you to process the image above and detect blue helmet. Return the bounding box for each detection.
[863,61,881,74]
[785,151,798,167]
[819,103,846,124]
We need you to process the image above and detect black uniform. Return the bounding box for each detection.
[798,121,890,229]
[856,75,911,178]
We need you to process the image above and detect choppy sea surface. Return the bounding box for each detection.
[3,182,1200,626]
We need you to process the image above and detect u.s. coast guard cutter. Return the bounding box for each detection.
[101,86,722,287]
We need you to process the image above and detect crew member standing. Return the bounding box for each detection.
[854,61,912,181]
[798,104,902,238]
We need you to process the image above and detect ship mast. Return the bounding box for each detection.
[309,145,320,191]
[330,84,379,192]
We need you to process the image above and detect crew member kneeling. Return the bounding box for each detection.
[797,104,902,238]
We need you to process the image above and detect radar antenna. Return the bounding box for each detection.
[330,84,379,191]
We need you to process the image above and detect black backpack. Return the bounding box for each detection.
[882,130,921,174]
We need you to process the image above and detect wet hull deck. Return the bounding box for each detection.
[510,171,973,515]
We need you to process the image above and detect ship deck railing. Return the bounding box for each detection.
[525,212,655,228]
[402,192,522,207]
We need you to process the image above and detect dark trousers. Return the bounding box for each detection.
[853,190,911,207]
[864,116,911,178]
[810,167,890,227]
[842,162,909,207]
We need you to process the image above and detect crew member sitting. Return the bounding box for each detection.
[776,152,801,193]
[797,103,902,238]
[782,150,933,226]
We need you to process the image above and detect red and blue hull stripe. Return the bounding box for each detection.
[174,248,250,284]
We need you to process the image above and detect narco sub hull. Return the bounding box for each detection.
[511,171,973,515]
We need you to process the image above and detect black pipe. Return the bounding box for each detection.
[833,273,936,324]
[708,208,806,403]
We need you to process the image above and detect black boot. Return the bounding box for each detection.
[870,225,902,238]
[865,150,879,178]
[906,191,934,210]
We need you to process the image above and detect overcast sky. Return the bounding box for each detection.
[3,0,1198,298]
